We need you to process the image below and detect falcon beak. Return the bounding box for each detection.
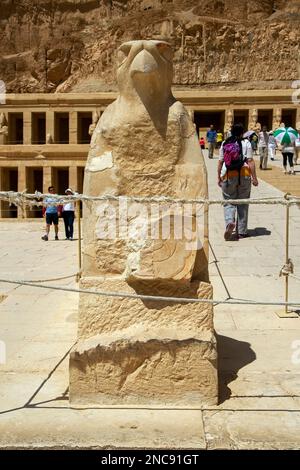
[130,50,158,76]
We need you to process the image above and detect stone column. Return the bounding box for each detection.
[70,111,77,144]
[69,166,78,191]
[225,108,234,134]
[273,108,282,130]
[18,164,27,218]
[43,166,52,194]
[249,108,258,131]
[23,111,32,145]
[296,107,300,130]
[0,112,8,145]
[46,111,55,144]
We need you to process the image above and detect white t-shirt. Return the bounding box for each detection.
[63,202,75,211]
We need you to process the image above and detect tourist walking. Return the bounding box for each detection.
[258,125,269,169]
[281,143,296,174]
[273,126,298,175]
[41,186,61,241]
[218,124,258,240]
[62,188,75,240]
[268,131,277,161]
[207,125,217,159]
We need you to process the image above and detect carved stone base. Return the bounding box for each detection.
[69,278,218,407]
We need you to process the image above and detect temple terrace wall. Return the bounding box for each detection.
[0,90,299,218]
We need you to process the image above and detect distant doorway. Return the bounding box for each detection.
[258,109,273,130]
[194,111,225,139]
[32,113,46,144]
[54,113,69,144]
[234,110,249,130]
[8,113,23,144]
[52,168,69,196]
[77,112,92,144]
[1,168,18,217]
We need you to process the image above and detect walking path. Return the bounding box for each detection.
[0,152,300,449]
[255,150,300,197]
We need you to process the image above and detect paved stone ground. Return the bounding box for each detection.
[254,149,300,197]
[0,152,300,449]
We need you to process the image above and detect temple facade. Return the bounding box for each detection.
[0,89,299,218]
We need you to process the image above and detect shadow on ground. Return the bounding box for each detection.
[217,334,256,404]
[248,227,271,237]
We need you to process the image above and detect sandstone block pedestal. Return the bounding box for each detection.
[70,278,217,407]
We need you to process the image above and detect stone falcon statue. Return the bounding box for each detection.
[84,39,209,282]
[70,40,217,408]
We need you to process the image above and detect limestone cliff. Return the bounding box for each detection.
[0,0,299,93]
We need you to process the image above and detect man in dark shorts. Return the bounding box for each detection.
[41,186,61,241]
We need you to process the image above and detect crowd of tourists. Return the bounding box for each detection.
[201,122,300,241]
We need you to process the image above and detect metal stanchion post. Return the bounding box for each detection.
[76,200,82,283]
[276,197,298,318]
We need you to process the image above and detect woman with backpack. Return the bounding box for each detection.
[217,123,258,241]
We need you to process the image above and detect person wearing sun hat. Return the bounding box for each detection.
[62,188,75,240]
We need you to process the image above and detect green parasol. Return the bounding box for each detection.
[273,127,299,145]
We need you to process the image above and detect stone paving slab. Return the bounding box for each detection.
[0,408,206,450]
[0,152,300,448]
[203,410,300,450]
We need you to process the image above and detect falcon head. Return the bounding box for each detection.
[116,40,173,99]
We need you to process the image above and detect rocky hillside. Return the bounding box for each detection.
[0,0,299,93]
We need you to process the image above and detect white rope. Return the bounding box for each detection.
[0,278,299,308]
[0,191,299,207]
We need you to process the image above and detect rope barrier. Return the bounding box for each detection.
[0,278,299,308]
[0,190,300,207]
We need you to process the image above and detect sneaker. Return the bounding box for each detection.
[55,236,59,240]
[292,170,296,175]
[41,235,48,241]
[69,237,73,241]
[283,169,287,174]
[271,158,274,161]
[224,223,235,241]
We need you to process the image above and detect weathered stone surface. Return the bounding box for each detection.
[70,280,217,406]
[77,278,214,339]
[69,39,217,407]
[0,1,299,93]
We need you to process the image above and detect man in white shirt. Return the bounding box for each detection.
[258,125,269,170]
